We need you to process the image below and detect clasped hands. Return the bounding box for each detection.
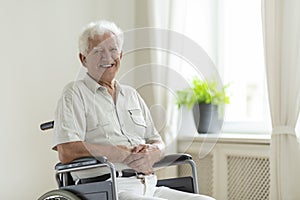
[117,144,162,175]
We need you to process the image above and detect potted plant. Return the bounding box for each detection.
[176,77,230,133]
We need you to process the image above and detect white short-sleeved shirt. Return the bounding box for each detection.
[53,74,162,179]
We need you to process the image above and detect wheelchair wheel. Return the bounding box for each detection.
[38,189,81,200]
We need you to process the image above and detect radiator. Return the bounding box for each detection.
[227,155,270,200]
[179,152,270,200]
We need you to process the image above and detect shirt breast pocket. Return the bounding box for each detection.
[127,108,147,136]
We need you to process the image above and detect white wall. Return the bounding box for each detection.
[0,0,136,198]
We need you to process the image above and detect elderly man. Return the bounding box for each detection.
[53,20,214,200]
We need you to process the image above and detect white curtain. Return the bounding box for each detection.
[146,0,219,156]
[141,0,188,178]
[129,0,186,154]
[262,0,300,199]
[146,0,188,152]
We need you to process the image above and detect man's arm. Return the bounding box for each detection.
[56,141,132,164]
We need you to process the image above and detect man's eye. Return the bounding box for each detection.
[93,49,103,54]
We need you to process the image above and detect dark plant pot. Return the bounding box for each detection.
[193,103,222,134]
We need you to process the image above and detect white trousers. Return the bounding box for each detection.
[116,175,215,200]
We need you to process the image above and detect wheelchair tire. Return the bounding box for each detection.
[38,189,81,200]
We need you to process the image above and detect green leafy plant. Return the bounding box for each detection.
[176,77,230,109]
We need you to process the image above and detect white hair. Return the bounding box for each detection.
[78,20,124,55]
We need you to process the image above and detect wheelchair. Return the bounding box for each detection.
[38,121,200,200]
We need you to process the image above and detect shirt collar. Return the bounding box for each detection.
[115,80,124,96]
[83,73,102,93]
[83,73,124,96]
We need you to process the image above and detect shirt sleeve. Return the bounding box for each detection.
[52,82,86,150]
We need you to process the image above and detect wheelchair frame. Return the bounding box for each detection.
[39,121,199,200]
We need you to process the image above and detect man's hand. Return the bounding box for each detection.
[123,144,163,175]
[109,145,133,163]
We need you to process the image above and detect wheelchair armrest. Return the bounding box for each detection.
[55,156,107,170]
[54,155,118,194]
[153,153,193,168]
[154,153,199,194]
[56,153,192,170]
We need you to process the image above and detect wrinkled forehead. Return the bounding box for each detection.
[88,32,118,51]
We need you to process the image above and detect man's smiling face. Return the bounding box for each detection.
[80,32,122,83]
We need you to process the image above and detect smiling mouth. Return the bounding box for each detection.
[99,64,114,68]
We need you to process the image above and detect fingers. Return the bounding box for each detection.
[122,145,161,174]
[127,157,153,174]
[123,152,143,164]
[132,146,143,153]
[127,156,144,168]
[123,152,154,174]
[132,144,148,153]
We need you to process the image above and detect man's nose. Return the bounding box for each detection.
[101,49,111,61]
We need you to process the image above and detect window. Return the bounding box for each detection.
[179,0,271,133]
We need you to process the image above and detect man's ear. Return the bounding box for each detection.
[79,53,87,67]
[119,51,123,60]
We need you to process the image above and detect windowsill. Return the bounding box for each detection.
[177,107,272,145]
[178,132,271,145]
